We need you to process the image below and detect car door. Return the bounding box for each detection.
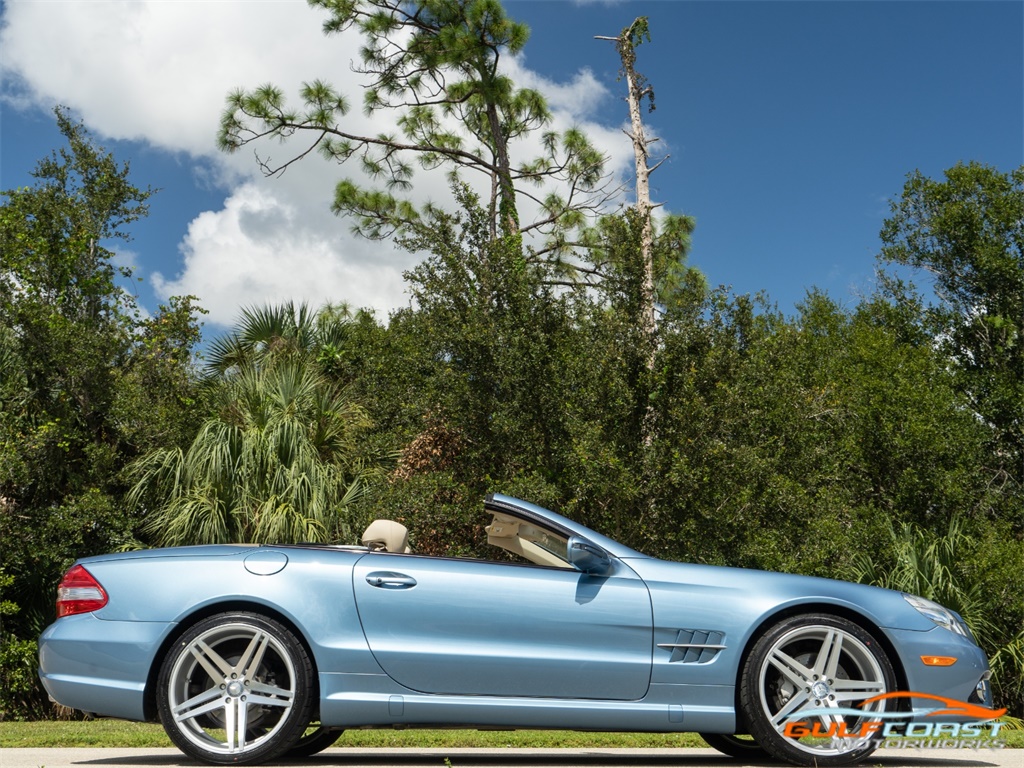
[352,553,653,700]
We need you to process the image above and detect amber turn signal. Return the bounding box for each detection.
[920,655,957,666]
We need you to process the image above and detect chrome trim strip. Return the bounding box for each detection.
[657,643,727,650]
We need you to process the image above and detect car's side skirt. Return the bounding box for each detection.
[319,674,736,734]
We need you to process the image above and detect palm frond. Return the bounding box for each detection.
[128,304,375,549]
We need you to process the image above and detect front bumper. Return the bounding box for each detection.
[882,625,994,712]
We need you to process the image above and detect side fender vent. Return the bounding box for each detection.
[658,629,726,664]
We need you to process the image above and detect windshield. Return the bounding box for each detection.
[485,512,570,568]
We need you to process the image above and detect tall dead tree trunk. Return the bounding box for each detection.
[597,17,666,374]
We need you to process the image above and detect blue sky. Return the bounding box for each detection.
[2,0,1021,332]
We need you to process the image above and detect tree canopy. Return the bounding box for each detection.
[880,162,1024,519]
[219,0,610,267]
[0,110,206,717]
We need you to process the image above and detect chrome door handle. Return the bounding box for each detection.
[365,571,417,589]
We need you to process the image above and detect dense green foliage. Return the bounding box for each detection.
[0,572,42,719]
[880,162,1024,526]
[0,111,206,718]
[128,303,374,545]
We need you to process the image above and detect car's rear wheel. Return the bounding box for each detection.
[700,732,774,760]
[740,614,895,766]
[286,724,344,757]
[157,612,314,764]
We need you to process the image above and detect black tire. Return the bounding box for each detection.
[286,725,344,758]
[739,613,896,767]
[700,732,774,760]
[157,612,315,765]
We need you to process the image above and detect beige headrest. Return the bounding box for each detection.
[361,520,411,554]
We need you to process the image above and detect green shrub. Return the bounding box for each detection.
[0,635,48,721]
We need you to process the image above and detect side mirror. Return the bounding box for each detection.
[567,536,613,576]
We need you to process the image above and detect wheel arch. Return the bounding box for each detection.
[142,600,321,722]
[731,601,909,730]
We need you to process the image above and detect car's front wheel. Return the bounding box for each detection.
[740,613,896,766]
[700,732,774,760]
[157,612,314,765]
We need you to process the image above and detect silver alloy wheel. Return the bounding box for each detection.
[164,620,299,757]
[741,614,896,766]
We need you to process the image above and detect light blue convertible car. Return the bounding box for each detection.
[39,494,994,766]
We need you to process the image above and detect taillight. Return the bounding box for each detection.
[56,564,108,618]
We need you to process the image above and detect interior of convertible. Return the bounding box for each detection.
[359,512,571,568]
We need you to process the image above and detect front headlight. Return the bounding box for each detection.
[903,594,973,639]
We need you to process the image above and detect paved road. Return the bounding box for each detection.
[2,748,1021,768]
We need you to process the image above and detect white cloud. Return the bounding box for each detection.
[512,61,612,122]
[1,0,639,329]
[0,0,349,157]
[153,183,409,327]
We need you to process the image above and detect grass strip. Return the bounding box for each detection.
[1,720,1020,749]
[0,722,705,749]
